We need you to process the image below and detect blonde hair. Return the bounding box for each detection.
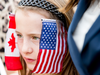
[59,0,96,13]
[15,0,78,75]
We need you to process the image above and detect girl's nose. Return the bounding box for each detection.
[22,40,33,54]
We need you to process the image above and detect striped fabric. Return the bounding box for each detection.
[32,19,67,74]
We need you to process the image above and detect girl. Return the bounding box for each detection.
[7,0,79,75]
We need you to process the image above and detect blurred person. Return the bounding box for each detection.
[61,0,100,75]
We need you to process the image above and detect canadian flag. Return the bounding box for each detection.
[5,14,23,70]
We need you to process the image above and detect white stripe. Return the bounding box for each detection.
[44,50,53,73]
[34,50,45,73]
[54,27,62,73]
[48,30,58,73]
[39,50,49,73]
[5,29,20,57]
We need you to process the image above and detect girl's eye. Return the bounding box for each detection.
[32,36,40,40]
[17,34,23,38]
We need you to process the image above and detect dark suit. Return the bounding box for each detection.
[68,0,100,75]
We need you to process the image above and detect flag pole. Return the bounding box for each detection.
[0,57,7,75]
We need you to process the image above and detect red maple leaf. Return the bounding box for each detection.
[8,33,16,52]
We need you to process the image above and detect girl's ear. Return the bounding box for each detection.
[5,14,23,70]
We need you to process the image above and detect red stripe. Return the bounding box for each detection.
[60,27,66,72]
[41,50,51,73]
[46,50,55,73]
[56,25,64,73]
[60,28,67,71]
[51,30,60,73]
[64,29,67,57]
[5,56,22,70]
[65,29,67,54]
[32,49,42,72]
[36,50,47,73]
[9,15,16,29]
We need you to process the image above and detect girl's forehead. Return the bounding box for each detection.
[15,7,51,19]
[15,8,49,24]
[15,9,48,34]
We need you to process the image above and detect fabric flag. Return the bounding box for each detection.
[32,19,67,74]
[5,14,23,70]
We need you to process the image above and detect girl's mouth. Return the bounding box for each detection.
[24,57,36,63]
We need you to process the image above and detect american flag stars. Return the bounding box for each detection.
[40,22,57,50]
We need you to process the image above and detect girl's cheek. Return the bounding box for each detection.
[17,37,23,43]
[17,39,23,52]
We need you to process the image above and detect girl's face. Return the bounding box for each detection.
[15,9,49,70]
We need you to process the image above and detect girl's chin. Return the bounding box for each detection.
[26,63,36,70]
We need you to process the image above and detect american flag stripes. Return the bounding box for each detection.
[32,19,67,74]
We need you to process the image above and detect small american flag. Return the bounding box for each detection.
[32,19,67,74]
